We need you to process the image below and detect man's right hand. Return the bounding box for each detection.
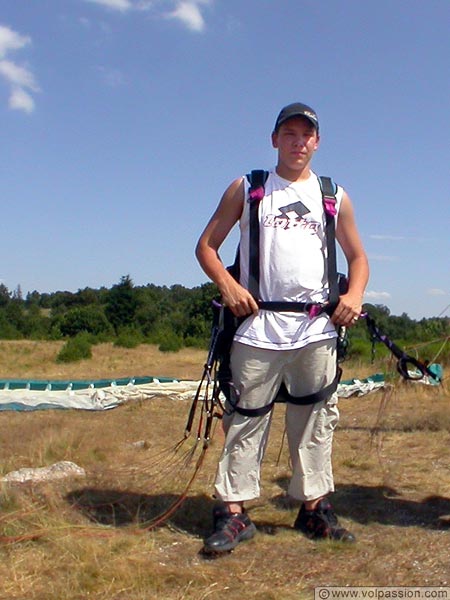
[220,279,259,318]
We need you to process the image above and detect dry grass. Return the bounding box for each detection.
[0,341,449,600]
[0,340,206,381]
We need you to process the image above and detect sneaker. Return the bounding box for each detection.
[294,498,355,542]
[202,504,257,553]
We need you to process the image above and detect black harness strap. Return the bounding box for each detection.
[277,370,341,405]
[258,301,318,312]
[232,371,341,417]
[318,176,339,316]
[247,170,269,299]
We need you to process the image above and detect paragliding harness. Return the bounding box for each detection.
[200,170,441,425]
[212,170,348,418]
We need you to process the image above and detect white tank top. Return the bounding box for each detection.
[234,169,343,350]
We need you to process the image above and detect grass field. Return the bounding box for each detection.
[0,341,449,599]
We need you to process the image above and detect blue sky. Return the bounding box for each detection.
[0,0,449,320]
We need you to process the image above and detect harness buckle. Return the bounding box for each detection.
[307,303,324,318]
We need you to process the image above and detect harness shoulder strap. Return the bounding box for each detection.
[228,170,269,284]
[246,169,269,190]
[318,176,339,315]
[246,170,269,299]
[317,175,337,198]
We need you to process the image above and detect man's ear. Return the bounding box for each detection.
[314,133,320,151]
[271,131,278,149]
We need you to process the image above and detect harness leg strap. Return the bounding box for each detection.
[276,370,340,405]
[232,369,341,417]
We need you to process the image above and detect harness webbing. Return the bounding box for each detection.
[257,300,319,312]
[247,169,269,300]
[319,176,339,315]
[230,371,341,418]
[217,170,344,413]
[245,170,340,315]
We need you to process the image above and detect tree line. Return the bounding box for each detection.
[0,276,448,363]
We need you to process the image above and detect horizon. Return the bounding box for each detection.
[5,276,449,322]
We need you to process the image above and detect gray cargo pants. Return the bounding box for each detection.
[214,338,339,502]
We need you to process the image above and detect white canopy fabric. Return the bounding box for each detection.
[0,376,386,411]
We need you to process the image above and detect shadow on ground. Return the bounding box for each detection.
[66,478,450,539]
[271,476,450,529]
[334,483,450,529]
[66,487,291,538]
[66,487,216,536]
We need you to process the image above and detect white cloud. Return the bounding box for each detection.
[427,288,447,297]
[167,0,205,31]
[83,0,154,12]
[0,59,38,90]
[81,0,212,33]
[0,24,39,114]
[166,1,209,32]
[0,24,30,58]
[9,86,35,113]
[84,0,134,11]
[365,290,392,300]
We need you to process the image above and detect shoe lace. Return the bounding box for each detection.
[214,511,246,532]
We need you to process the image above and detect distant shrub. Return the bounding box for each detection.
[114,327,143,349]
[88,331,111,345]
[0,312,21,339]
[56,333,92,363]
[184,335,209,350]
[158,332,183,353]
[347,338,369,360]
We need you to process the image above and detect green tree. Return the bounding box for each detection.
[25,290,42,308]
[4,301,25,337]
[59,306,113,337]
[22,304,51,339]
[0,309,20,339]
[105,275,138,333]
[0,284,11,308]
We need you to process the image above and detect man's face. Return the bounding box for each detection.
[271,116,320,172]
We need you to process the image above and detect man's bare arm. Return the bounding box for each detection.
[195,178,259,317]
[333,191,369,326]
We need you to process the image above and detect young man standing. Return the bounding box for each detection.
[196,102,369,553]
